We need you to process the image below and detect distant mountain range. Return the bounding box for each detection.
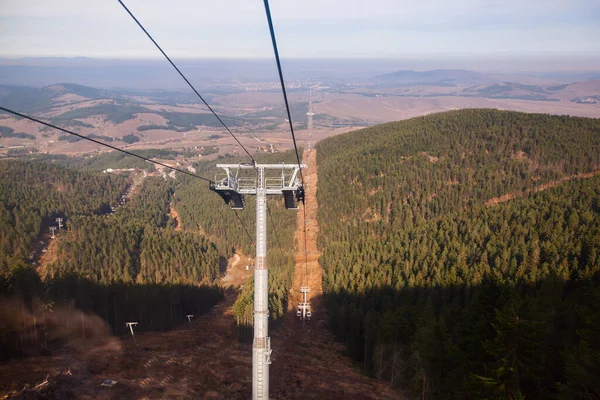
[369,69,600,102]
[373,69,497,86]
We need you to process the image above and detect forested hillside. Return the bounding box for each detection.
[0,161,224,359]
[316,110,600,399]
[0,160,126,270]
[1,147,303,360]
[174,150,301,336]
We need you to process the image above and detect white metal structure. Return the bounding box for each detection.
[297,286,312,321]
[55,217,63,230]
[306,87,315,131]
[125,321,138,345]
[210,163,305,400]
[49,226,57,239]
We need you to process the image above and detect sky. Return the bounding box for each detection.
[0,0,599,60]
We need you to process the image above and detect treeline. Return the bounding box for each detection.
[0,126,35,140]
[1,262,223,360]
[316,110,600,399]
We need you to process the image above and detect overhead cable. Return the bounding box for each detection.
[234,209,256,248]
[262,0,311,290]
[262,0,304,184]
[266,202,284,255]
[0,106,213,182]
[117,0,256,165]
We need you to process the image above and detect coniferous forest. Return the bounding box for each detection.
[0,149,300,358]
[0,160,223,359]
[316,109,600,399]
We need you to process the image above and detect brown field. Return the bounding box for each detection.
[40,99,114,117]
[555,80,600,98]
[1,83,599,157]
[53,93,89,103]
[142,104,211,114]
[315,94,600,124]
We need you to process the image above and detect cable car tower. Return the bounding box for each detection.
[210,162,305,400]
[297,287,312,321]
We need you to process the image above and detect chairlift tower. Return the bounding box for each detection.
[210,162,305,400]
[55,218,63,230]
[297,286,312,322]
[49,226,57,239]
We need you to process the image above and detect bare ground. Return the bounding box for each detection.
[168,203,182,231]
[486,169,600,206]
[288,148,323,310]
[35,233,61,278]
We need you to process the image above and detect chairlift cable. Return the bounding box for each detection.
[234,209,256,248]
[0,107,213,183]
[262,0,311,297]
[262,0,305,183]
[117,0,256,165]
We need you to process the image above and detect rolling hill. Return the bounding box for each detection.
[316,109,600,399]
[373,69,497,86]
[0,83,115,113]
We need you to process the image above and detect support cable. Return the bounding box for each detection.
[266,202,283,255]
[234,209,256,248]
[0,107,213,182]
[117,0,255,165]
[262,0,304,184]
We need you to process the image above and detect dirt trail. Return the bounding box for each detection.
[486,169,600,206]
[269,148,401,399]
[220,253,253,288]
[288,148,323,310]
[35,233,61,277]
[173,198,209,238]
[168,203,182,231]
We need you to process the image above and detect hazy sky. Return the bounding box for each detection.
[0,0,599,59]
